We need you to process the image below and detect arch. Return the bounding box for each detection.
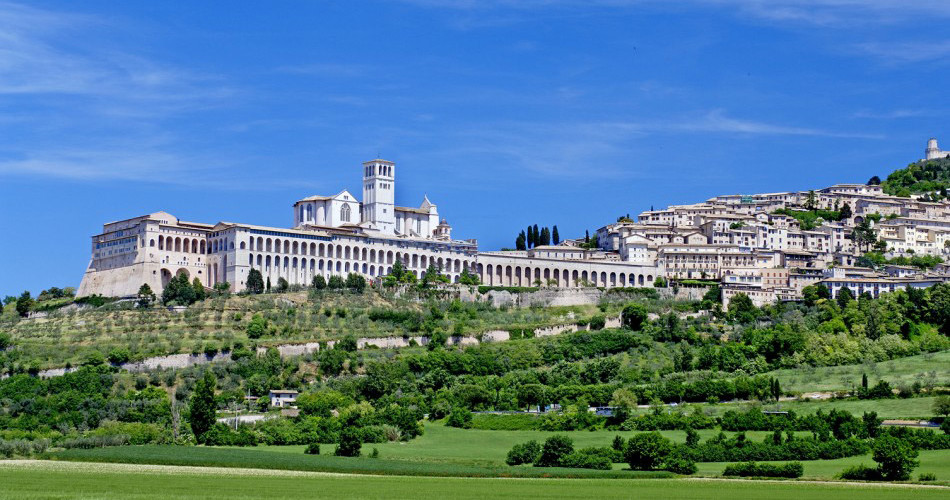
[600,272,607,286]
[265,255,272,270]
[192,240,199,253]
[257,254,262,267]
[336,246,342,259]
[341,204,351,222]
[319,243,325,257]
[610,272,617,286]
[345,246,351,260]
[240,241,246,250]
[283,240,290,254]
[200,240,206,254]
[248,253,254,266]
[158,235,164,250]
[310,242,316,256]
[420,255,427,268]
[266,238,272,252]
[160,268,173,287]
[174,237,181,252]
[149,238,155,248]
[647,275,654,284]
[292,241,299,255]
[336,261,342,272]
[387,251,394,264]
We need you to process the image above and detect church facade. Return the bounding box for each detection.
[77,159,477,297]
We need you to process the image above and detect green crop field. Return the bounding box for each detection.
[2,460,947,500]
[694,449,950,483]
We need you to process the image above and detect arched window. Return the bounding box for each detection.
[341,204,351,222]
[299,206,304,222]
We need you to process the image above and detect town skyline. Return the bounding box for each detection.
[2,1,950,297]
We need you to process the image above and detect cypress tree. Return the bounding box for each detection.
[552,225,560,245]
[585,230,590,243]
[540,227,551,246]
[532,224,539,248]
[526,226,533,248]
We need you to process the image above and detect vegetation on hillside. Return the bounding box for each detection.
[880,157,950,199]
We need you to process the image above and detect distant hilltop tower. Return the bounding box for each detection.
[926,137,950,160]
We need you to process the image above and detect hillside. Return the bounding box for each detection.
[881,156,950,199]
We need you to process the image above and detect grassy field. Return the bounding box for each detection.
[694,449,950,483]
[5,460,948,500]
[680,396,944,420]
[765,351,950,393]
[249,423,812,467]
[50,444,670,479]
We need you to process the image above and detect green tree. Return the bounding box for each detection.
[266,277,272,292]
[552,225,560,245]
[536,434,574,467]
[15,291,33,317]
[515,231,526,251]
[540,227,551,246]
[327,275,344,289]
[868,175,881,185]
[276,277,289,292]
[933,395,950,418]
[345,273,366,292]
[162,272,196,305]
[728,293,758,323]
[837,286,854,309]
[805,190,817,211]
[246,313,267,339]
[624,431,672,470]
[192,278,206,301]
[189,371,217,443]
[458,268,480,285]
[621,303,648,331]
[311,274,327,290]
[335,426,362,457]
[246,269,264,294]
[839,202,853,220]
[136,283,156,308]
[872,435,919,481]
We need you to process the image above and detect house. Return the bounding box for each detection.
[269,389,299,408]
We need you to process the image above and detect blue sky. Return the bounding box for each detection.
[1,0,949,298]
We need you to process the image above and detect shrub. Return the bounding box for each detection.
[621,304,648,331]
[588,315,606,331]
[304,443,321,455]
[335,427,362,457]
[838,464,881,481]
[445,407,473,429]
[535,435,574,467]
[722,461,804,478]
[560,448,613,470]
[506,440,541,466]
[625,431,672,470]
[663,447,697,475]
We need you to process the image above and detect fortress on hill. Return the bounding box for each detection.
[79,140,950,304]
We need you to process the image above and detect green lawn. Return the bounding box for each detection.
[765,350,950,393]
[2,460,947,500]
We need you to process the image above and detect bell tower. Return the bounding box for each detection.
[362,159,396,234]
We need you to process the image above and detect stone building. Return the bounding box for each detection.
[78,159,478,297]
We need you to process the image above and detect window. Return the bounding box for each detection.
[341,204,351,222]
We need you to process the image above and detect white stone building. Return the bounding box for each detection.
[78,159,478,297]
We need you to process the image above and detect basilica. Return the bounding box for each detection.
[77,159,475,297]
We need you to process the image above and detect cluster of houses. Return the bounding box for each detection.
[579,180,950,306]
